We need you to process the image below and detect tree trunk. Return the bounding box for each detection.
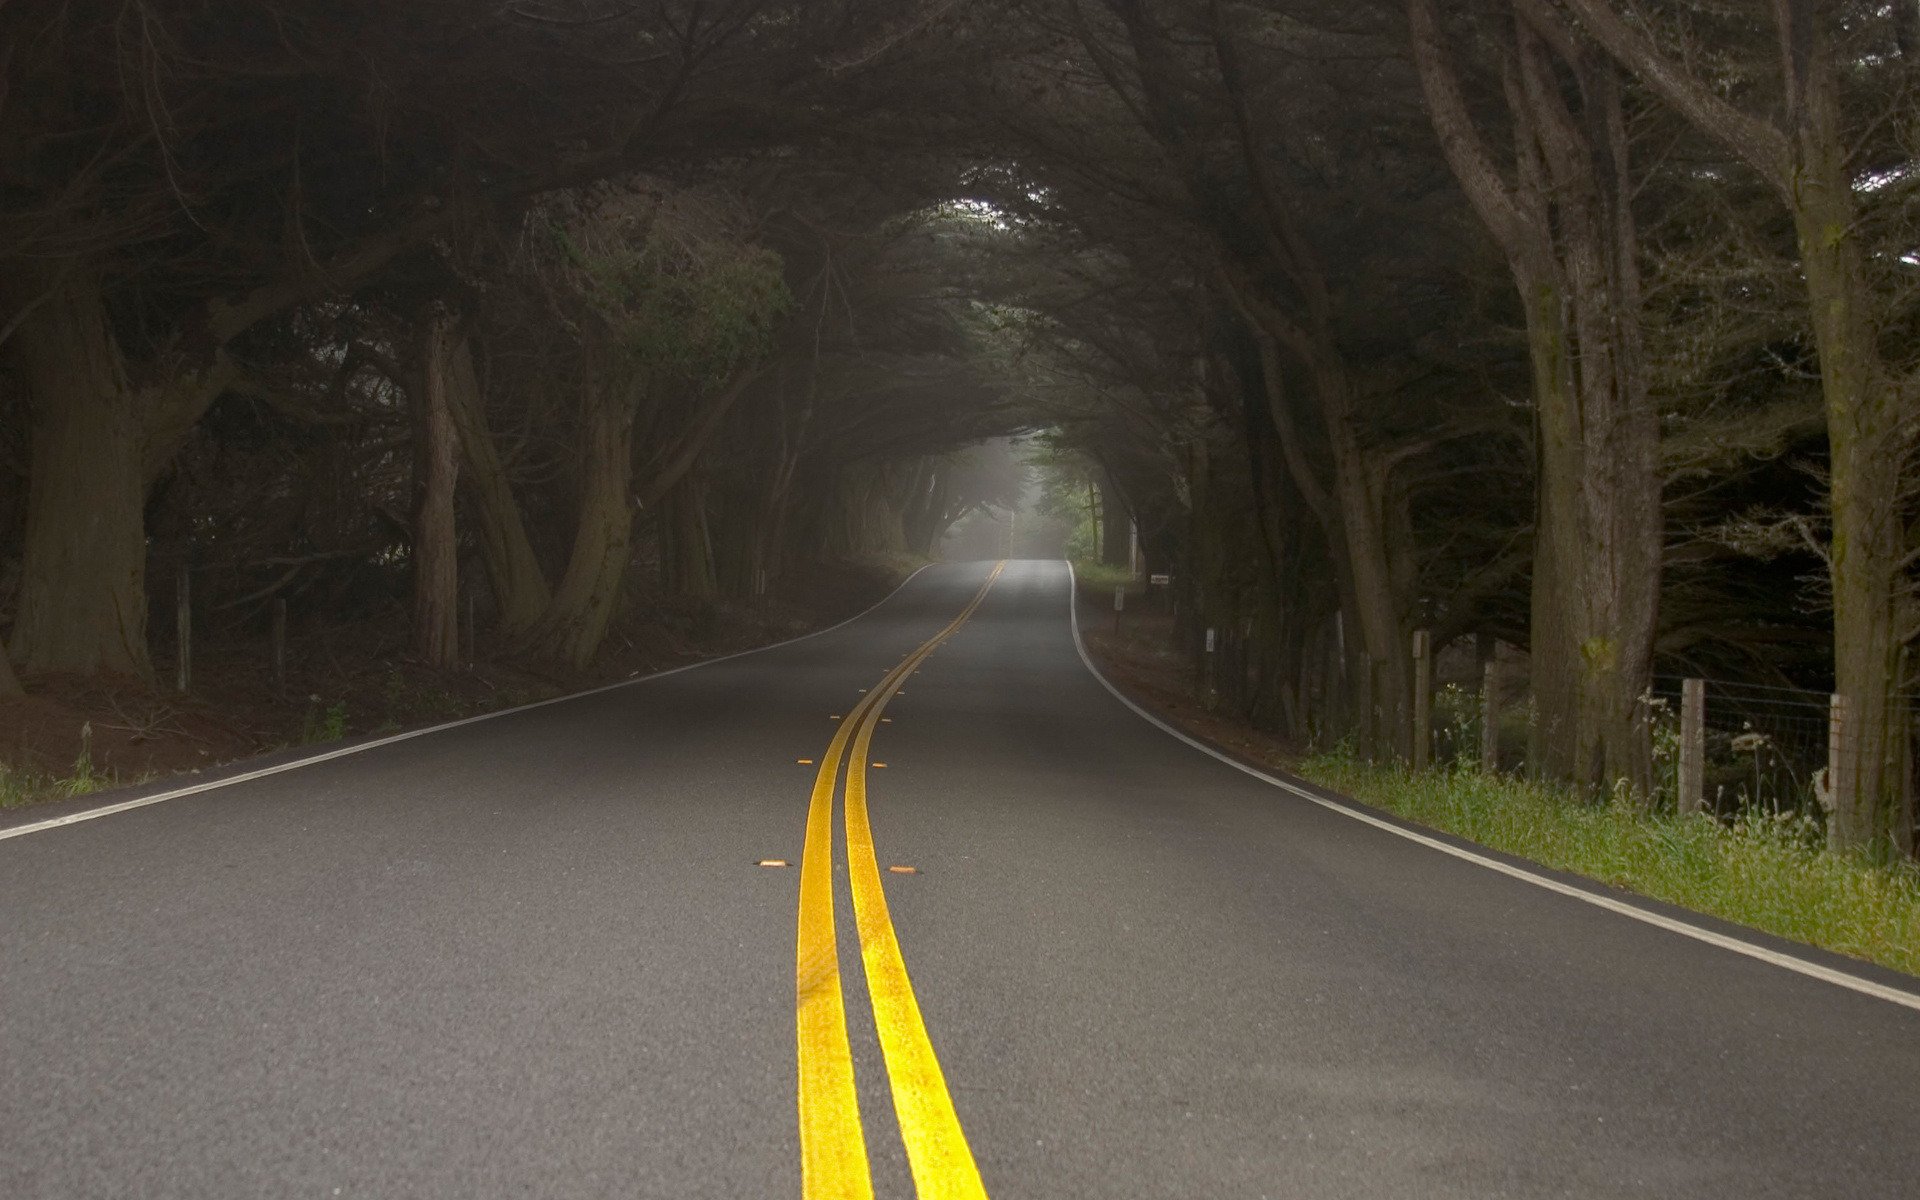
[443,337,552,636]
[0,644,22,698]
[825,466,906,559]
[1793,76,1909,855]
[899,459,956,558]
[1548,0,1913,846]
[1521,280,1585,781]
[5,262,151,678]
[660,477,717,599]
[411,316,461,669]
[1523,35,1659,796]
[518,387,636,668]
[1098,472,1131,567]
[1410,0,1659,794]
[1221,290,1412,756]
[1312,358,1412,759]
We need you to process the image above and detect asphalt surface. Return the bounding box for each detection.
[4,559,1919,1198]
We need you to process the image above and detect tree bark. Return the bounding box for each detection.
[411,316,462,669]
[518,383,637,668]
[5,261,151,678]
[1409,0,1660,794]
[1792,62,1908,853]
[660,477,717,599]
[443,336,552,636]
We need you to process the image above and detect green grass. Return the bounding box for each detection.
[0,723,122,809]
[300,697,350,743]
[1071,560,1140,592]
[1298,748,1920,977]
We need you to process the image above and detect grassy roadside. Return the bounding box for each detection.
[1070,560,1139,593]
[1077,607,1920,979]
[1299,750,1920,977]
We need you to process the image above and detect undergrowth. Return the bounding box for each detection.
[1298,748,1920,977]
[1072,560,1140,593]
[0,722,123,809]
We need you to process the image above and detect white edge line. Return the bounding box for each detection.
[1063,562,1920,1014]
[0,564,936,843]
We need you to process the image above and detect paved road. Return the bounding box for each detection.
[5,560,1919,1199]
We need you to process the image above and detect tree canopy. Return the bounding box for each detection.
[0,0,1915,851]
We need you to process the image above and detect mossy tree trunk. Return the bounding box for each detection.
[1791,55,1909,855]
[1410,0,1660,795]
[1548,0,1914,847]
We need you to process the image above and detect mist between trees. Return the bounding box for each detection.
[0,2,1914,853]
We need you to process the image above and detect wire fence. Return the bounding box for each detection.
[1176,613,1917,832]
[1647,675,1846,818]
[1417,654,1917,824]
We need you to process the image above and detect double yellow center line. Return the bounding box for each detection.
[796,562,1005,1200]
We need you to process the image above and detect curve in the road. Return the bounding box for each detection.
[1063,564,1920,1017]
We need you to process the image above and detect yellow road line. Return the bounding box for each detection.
[844,562,1002,1200]
[797,675,891,1199]
[795,561,1002,1200]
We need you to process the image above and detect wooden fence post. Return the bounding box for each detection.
[1202,627,1217,711]
[1678,677,1705,813]
[174,566,191,694]
[1480,659,1499,772]
[1411,629,1432,771]
[1898,648,1915,856]
[1829,693,1854,822]
[271,598,287,692]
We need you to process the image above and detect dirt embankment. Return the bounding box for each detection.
[1075,591,1305,777]
[2,559,910,807]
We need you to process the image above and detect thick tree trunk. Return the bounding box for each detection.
[1547,0,1913,845]
[1526,39,1660,796]
[1411,0,1659,794]
[518,388,636,668]
[5,263,151,678]
[1794,99,1909,855]
[443,337,552,636]
[1522,282,1584,780]
[411,317,462,669]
